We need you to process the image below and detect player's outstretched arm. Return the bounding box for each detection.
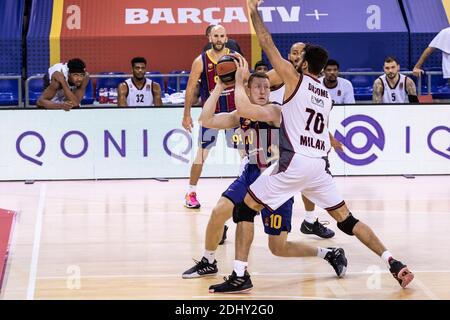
[247,0,298,87]
[413,47,435,77]
[198,81,239,129]
[182,56,203,132]
[234,56,281,125]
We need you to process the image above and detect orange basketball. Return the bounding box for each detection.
[216,55,238,84]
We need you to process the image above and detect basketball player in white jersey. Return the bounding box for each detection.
[320,59,355,104]
[373,56,418,104]
[37,58,89,111]
[269,42,342,239]
[117,57,162,107]
[210,0,414,292]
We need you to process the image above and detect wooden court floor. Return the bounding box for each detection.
[0,176,449,300]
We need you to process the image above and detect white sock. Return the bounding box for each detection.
[304,210,317,224]
[233,260,248,277]
[203,250,215,264]
[187,185,196,194]
[317,247,331,259]
[381,251,393,265]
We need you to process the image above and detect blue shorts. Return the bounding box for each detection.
[260,198,294,235]
[222,163,294,236]
[199,126,237,150]
[222,163,261,205]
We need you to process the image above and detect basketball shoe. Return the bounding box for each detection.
[184,192,201,209]
[388,258,414,288]
[324,247,347,277]
[300,219,335,238]
[182,257,218,279]
[209,270,253,293]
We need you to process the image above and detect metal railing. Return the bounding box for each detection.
[6,70,448,108]
[24,73,190,107]
[0,75,22,107]
[339,71,444,96]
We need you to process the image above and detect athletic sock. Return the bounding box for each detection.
[203,250,215,264]
[304,210,317,224]
[187,185,196,194]
[233,260,248,277]
[317,247,331,259]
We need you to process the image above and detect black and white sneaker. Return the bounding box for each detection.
[389,258,414,288]
[324,248,347,278]
[209,271,253,293]
[219,225,228,245]
[301,219,335,238]
[182,257,218,279]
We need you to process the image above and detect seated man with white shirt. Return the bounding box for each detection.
[320,59,355,104]
[37,58,89,111]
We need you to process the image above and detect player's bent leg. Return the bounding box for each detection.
[209,221,254,294]
[327,204,414,287]
[268,232,316,257]
[205,197,234,251]
[182,197,232,279]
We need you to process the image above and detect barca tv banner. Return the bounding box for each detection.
[0,105,449,181]
[28,0,418,75]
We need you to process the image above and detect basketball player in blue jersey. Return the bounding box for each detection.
[183,72,347,293]
[117,57,162,107]
[219,0,414,292]
[182,25,238,215]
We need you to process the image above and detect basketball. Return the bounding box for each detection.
[216,55,238,84]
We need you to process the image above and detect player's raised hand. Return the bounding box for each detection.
[234,56,250,85]
[247,0,263,10]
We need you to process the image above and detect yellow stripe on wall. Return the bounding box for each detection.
[247,6,262,69]
[50,0,64,65]
[443,0,450,24]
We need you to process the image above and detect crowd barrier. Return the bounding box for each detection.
[0,104,448,181]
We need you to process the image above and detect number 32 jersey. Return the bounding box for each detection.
[280,74,332,161]
[124,78,154,106]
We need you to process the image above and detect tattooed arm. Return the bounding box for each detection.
[372,78,384,104]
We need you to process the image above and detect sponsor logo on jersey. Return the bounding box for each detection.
[337,90,342,96]
[399,82,404,90]
[146,84,151,91]
[311,96,325,108]
[208,63,214,70]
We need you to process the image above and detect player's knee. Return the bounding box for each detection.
[268,239,285,257]
[337,212,359,236]
[211,206,231,224]
[232,202,257,223]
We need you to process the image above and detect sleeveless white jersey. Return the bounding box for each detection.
[278,74,332,165]
[379,74,408,104]
[48,63,77,103]
[269,84,285,105]
[125,78,154,106]
[320,77,355,104]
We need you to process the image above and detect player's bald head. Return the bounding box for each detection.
[288,42,306,71]
[290,42,306,54]
[211,25,227,36]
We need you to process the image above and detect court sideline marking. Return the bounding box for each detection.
[26,183,47,300]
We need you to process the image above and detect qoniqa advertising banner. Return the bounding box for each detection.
[0,105,449,181]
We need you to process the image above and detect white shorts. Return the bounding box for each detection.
[248,153,345,211]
